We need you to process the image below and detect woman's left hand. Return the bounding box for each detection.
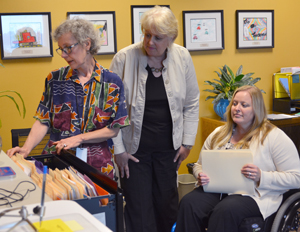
[241,164,261,183]
[174,146,190,171]
[53,135,83,155]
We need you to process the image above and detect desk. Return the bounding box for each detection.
[0,151,112,231]
[201,116,300,154]
[0,150,52,209]
[0,200,112,232]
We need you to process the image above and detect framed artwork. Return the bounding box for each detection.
[236,10,274,49]
[0,12,53,60]
[67,11,117,55]
[131,5,170,44]
[183,10,224,51]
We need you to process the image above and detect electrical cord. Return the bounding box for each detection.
[0,181,36,207]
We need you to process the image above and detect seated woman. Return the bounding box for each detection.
[176,85,300,232]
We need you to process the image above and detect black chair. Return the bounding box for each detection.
[182,163,300,232]
[11,128,50,156]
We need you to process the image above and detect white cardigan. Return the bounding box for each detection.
[193,126,300,219]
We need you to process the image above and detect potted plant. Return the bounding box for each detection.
[0,63,26,151]
[204,64,265,119]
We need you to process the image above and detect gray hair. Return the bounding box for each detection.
[141,5,178,42]
[53,18,100,55]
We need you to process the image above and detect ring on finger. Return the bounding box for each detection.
[63,144,67,147]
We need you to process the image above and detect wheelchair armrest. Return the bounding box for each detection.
[282,188,300,202]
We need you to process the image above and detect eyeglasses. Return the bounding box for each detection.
[56,43,79,56]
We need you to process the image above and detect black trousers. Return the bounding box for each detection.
[121,149,178,232]
[176,187,263,232]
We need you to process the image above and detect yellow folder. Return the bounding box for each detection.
[274,73,300,100]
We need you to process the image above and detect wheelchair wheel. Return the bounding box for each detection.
[271,192,300,232]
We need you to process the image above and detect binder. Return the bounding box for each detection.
[274,73,300,100]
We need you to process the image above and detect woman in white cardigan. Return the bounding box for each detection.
[176,85,300,232]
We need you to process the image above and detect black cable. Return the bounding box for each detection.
[0,181,36,207]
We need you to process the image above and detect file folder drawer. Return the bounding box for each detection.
[27,153,123,232]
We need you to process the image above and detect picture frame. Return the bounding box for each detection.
[0,12,53,60]
[131,5,170,44]
[236,10,274,49]
[67,11,117,55]
[183,10,224,51]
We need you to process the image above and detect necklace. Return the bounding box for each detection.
[150,67,163,73]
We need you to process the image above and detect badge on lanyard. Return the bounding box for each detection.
[76,147,87,162]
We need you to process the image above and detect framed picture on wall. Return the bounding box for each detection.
[131,5,170,44]
[236,10,274,49]
[182,10,224,51]
[67,11,117,55]
[0,12,53,60]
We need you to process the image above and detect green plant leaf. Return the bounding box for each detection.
[203,89,220,94]
[212,92,226,104]
[204,81,223,90]
[203,64,264,104]
[219,67,231,83]
[248,77,261,85]
[205,96,216,101]
[0,94,22,117]
[236,65,243,76]
[227,66,235,81]
[0,90,26,119]
[214,71,222,79]
[242,73,254,79]
[234,74,244,82]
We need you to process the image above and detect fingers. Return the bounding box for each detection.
[6,148,18,158]
[54,141,68,155]
[173,152,180,162]
[198,173,210,186]
[128,154,139,163]
[176,160,182,171]
[6,147,26,158]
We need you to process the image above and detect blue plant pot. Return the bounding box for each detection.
[213,99,229,119]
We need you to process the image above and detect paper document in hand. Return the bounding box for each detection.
[202,150,254,195]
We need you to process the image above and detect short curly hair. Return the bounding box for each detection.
[141,5,178,41]
[53,18,100,55]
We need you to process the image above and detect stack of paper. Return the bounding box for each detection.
[281,67,300,75]
[267,114,299,120]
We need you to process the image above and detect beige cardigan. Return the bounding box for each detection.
[109,42,200,155]
[193,126,300,219]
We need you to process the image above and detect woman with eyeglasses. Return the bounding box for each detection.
[7,18,130,179]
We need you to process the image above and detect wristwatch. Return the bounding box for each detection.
[182,144,193,150]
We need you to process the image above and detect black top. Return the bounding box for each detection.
[138,66,174,152]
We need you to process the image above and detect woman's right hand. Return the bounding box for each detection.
[6,147,30,158]
[114,152,139,179]
[197,172,210,186]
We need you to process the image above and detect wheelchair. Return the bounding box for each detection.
[171,163,300,232]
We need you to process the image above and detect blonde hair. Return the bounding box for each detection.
[53,18,100,55]
[211,85,275,149]
[140,5,178,41]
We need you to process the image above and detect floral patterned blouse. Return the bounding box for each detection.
[34,60,130,178]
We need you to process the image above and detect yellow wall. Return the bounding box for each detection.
[1,0,300,174]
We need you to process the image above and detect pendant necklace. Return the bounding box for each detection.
[150,67,163,73]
